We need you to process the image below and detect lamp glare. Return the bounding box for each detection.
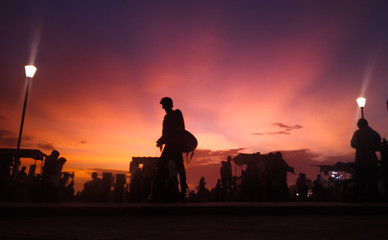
[25,65,37,78]
[356,97,366,108]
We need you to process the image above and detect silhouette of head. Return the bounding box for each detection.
[160,97,173,110]
[357,118,369,129]
[92,172,98,180]
[50,150,59,159]
[58,157,67,165]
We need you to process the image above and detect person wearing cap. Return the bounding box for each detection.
[156,97,187,200]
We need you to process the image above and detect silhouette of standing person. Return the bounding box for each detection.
[220,161,228,189]
[351,118,381,201]
[381,139,388,196]
[156,97,187,200]
[226,156,233,189]
[296,173,310,201]
[42,150,60,201]
[268,152,294,201]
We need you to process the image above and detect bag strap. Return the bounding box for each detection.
[185,151,195,163]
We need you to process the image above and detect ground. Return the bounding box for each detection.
[1,202,388,240]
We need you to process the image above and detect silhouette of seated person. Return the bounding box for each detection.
[82,172,102,202]
[19,166,27,176]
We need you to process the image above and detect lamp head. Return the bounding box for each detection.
[25,65,37,78]
[356,97,366,108]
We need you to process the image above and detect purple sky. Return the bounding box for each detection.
[1,0,387,190]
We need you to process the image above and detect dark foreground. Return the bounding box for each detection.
[2,202,388,240]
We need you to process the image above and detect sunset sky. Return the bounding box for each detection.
[1,0,387,191]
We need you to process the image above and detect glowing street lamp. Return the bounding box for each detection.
[17,65,37,150]
[25,65,37,78]
[357,97,366,119]
[13,65,37,178]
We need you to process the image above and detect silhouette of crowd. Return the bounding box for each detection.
[186,120,388,203]
[0,149,74,202]
[2,134,388,203]
[1,105,387,203]
[188,152,295,202]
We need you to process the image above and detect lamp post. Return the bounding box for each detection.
[356,97,366,119]
[13,65,37,178]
